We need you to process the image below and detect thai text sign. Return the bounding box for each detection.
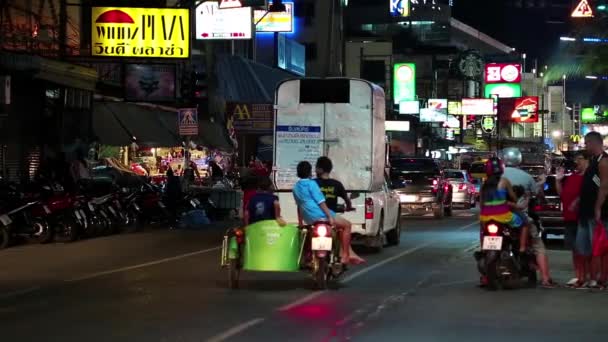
[227,103,273,133]
[91,7,189,58]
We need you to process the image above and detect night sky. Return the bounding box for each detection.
[452,0,574,65]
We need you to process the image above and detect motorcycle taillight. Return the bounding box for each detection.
[486,223,499,235]
[314,224,329,237]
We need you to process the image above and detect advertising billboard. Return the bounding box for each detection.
[385,121,411,132]
[399,100,420,114]
[484,63,522,83]
[420,108,448,123]
[484,83,522,98]
[428,99,448,113]
[390,0,410,17]
[511,96,539,123]
[254,2,293,32]
[124,64,176,102]
[219,0,267,9]
[195,1,252,40]
[91,7,189,58]
[448,101,462,115]
[393,63,416,105]
[277,35,305,76]
[461,98,494,115]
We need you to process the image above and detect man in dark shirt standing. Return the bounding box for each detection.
[315,157,351,212]
[578,131,608,288]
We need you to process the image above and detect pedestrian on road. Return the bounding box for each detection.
[555,152,589,288]
[578,131,608,289]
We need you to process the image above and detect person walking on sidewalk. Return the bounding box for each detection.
[556,152,589,288]
[578,131,608,289]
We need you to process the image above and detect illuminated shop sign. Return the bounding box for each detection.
[91,7,190,58]
[484,63,522,83]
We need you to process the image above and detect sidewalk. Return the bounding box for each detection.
[0,220,238,296]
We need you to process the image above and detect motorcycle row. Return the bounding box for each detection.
[0,179,206,250]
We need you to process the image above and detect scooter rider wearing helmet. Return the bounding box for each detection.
[479,157,531,252]
[500,147,555,287]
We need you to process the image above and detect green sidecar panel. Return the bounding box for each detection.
[243,220,301,272]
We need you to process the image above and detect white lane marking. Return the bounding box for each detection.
[279,221,478,312]
[429,279,477,288]
[205,318,266,342]
[0,286,42,300]
[65,246,220,282]
[277,292,325,311]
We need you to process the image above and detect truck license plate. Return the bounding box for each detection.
[482,236,503,251]
[0,214,12,226]
[311,237,332,251]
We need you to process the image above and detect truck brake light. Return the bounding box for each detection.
[365,198,374,219]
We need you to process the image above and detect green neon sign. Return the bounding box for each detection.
[393,63,416,104]
[581,107,596,122]
[484,83,522,98]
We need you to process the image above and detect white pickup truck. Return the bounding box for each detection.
[272,78,401,251]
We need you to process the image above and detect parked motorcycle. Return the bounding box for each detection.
[35,183,80,242]
[0,182,54,245]
[474,221,537,290]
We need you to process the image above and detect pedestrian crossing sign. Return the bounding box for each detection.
[572,0,594,18]
[178,108,198,136]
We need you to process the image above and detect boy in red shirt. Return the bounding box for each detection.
[556,152,589,287]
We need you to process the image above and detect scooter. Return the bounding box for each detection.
[474,220,537,290]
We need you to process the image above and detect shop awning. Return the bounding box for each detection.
[93,101,181,147]
[93,101,234,150]
[0,51,98,91]
[216,55,296,103]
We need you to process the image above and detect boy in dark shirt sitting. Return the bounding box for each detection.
[315,156,352,212]
[244,176,286,226]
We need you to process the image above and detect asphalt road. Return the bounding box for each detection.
[0,211,606,342]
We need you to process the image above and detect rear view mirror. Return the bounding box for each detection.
[350,192,360,200]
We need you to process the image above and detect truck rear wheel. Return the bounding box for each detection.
[386,210,401,246]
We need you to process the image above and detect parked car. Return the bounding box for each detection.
[535,175,564,240]
[390,157,453,219]
[443,169,476,209]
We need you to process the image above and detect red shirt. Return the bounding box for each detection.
[243,188,257,213]
[561,173,583,222]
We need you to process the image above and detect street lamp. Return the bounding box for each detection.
[522,53,527,72]
[552,130,562,138]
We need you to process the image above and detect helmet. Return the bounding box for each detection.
[501,147,522,167]
[485,157,505,177]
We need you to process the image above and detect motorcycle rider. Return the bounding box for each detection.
[293,161,365,265]
[501,147,555,288]
[479,157,529,250]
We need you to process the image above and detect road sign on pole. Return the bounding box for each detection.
[572,0,594,17]
[178,108,199,136]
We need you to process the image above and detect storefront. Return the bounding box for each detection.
[92,100,235,180]
[0,51,97,182]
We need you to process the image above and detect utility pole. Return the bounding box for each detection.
[59,0,67,59]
